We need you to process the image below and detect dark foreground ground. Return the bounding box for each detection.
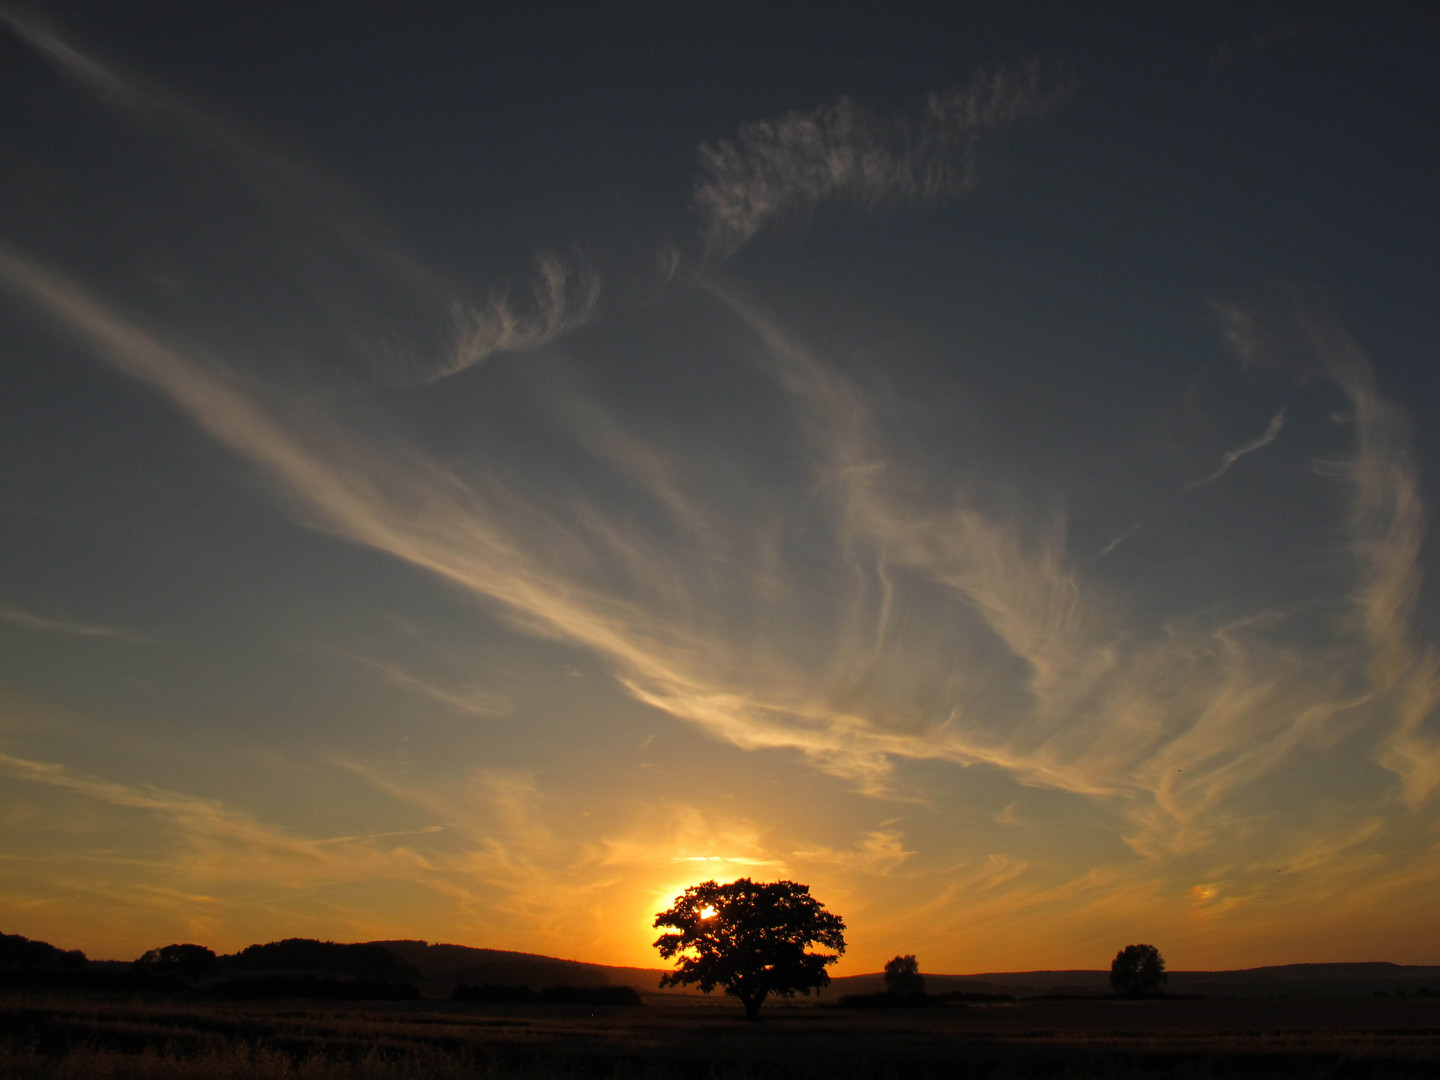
[3,992,1438,1078]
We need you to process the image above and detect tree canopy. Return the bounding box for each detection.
[1109,943,1167,996]
[0,932,86,970]
[883,954,924,994]
[653,879,846,1020]
[135,943,220,981]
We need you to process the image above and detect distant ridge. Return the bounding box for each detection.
[368,941,683,994]
[368,941,1440,999]
[9,930,1437,1001]
[832,962,1440,999]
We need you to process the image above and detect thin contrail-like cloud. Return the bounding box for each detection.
[1185,404,1289,489]
[1099,524,1142,557]
[347,655,513,718]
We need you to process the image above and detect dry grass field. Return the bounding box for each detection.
[3,992,1438,1078]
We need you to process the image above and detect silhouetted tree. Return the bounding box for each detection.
[135,943,220,981]
[0,932,86,970]
[883,954,924,994]
[1109,943,1166,996]
[654,879,846,1020]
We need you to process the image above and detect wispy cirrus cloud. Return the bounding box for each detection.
[712,281,1440,871]
[3,14,1435,948]
[792,828,914,877]
[3,743,687,959]
[1207,295,1439,807]
[345,655,512,719]
[0,606,159,646]
[1304,314,1438,806]
[693,60,1071,257]
[0,750,428,884]
[0,241,952,798]
[6,2,1438,978]
[439,254,600,383]
[0,6,595,388]
[0,5,143,109]
[7,233,1430,841]
[0,747,540,953]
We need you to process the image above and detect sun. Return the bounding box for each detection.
[698,905,717,920]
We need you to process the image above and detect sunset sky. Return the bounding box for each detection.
[3,2,1439,975]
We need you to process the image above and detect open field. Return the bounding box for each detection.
[3,993,1439,1079]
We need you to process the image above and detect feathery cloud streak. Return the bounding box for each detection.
[1210,298,1437,795]
[0,6,596,386]
[441,254,600,382]
[710,287,1380,839]
[0,750,427,885]
[347,656,513,719]
[0,606,158,645]
[0,243,918,792]
[693,61,1071,257]
[5,234,1434,837]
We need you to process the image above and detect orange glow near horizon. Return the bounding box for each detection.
[2,745,1440,975]
[2,811,1440,977]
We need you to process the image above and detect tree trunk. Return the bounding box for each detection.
[741,988,768,1020]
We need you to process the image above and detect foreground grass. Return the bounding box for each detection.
[3,994,1439,1078]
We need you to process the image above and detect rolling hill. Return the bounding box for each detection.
[367,941,1440,999]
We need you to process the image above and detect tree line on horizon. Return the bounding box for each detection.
[9,874,1439,1022]
[0,931,651,1005]
[0,932,425,1000]
[5,879,1173,1017]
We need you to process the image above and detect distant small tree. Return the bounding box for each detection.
[884,954,925,994]
[654,879,846,1020]
[1109,943,1166,996]
[135,943,220,981]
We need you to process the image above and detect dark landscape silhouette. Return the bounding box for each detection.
[6,928,1440,1001]
[6,920,1440,1078]
[2,921,1440,1080]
